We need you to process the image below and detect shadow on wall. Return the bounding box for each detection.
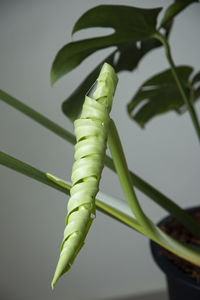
[97,290,168,300]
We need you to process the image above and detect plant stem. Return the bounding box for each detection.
[0,150,145,234]
[105,155,200,238]
[0,89,76,145]
[2,150,200,266]
[0,90,179,212]
[108,119,156,239]
[154,33,200,142]
[0,151,70,195]
[2,89,200,236]
[107,123,200,266]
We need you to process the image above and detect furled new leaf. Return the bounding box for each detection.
[127,66,195,127]
[51,5,162,85]
[51,63,118,288]
[61,52,116,121]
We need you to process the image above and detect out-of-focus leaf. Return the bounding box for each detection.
[51,5,162,84]
[115,39,161,73]
[160,0,198,28]
[127,66,194,127]
[194,87,200,102]
[72,5,161,35]
[61,39,162,121]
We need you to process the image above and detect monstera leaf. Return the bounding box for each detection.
[51,2,199,121]
[127,66,200,127]
[51,5,162,85]
[53,5,168,120]
[62,38,164,121]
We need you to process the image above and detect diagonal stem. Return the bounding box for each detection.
[0,89,76,144]
[107,121,200,266]
[154,33,200,143]
[1,89,200,236]
[2,150,200,267]
[107,120,200,238]
[0,151,144,233]
[107,119,158,239]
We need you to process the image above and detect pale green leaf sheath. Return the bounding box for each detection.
[51,63,118,289]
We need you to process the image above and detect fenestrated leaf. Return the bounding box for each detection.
[160,0,198,28]
[195,87,200,100]
[127,66,194,127]
[115,39,161,73]
[72,5,161,35]
[51,36,115,85]
[62,39,163,121]
[51,5,162,84]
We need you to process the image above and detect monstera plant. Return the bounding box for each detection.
[1,0,200,295]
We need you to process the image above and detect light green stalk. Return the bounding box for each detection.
[1,149,200,270]
[108,120,155,239]
[108,119,200,267]
[2,89,200,236]
[51,63,118,289]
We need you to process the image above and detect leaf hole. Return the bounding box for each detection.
[136,41,141,50]
[131,99,149,116]
[113,51,120,65]
[73,28,114,40]
[159,27,166,35]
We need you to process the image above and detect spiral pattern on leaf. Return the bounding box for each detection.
[52,63,118,288]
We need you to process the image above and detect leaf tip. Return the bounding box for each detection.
[51,272,59,290]
[51,279,55,290]
[71,24,76,36]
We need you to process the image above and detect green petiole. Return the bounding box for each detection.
[154,32,200,143]
[107,118,200,267]
[1,89,200,236]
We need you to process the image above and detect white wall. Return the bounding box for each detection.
[1,1,200,299]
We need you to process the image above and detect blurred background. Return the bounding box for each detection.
[0,0,200,299]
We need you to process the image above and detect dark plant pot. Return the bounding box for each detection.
[150,207,200,300]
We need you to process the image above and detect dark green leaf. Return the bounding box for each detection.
[127,66,193,127]
[51,5,162,84]
[115,39,161,73]
[194,87,200,101]
[72,5,161,35]
[160,0,198,28]
[62,39,163,121]
[51,36,116,85]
